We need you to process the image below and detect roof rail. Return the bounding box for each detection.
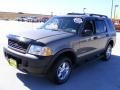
[89,14,108,18]
[67,13,108,18]
[67,13,85,15]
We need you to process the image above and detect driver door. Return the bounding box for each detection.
[77,19,98,58]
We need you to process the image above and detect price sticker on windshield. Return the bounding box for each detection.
[73,18,83,24]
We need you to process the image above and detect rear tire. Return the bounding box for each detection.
[47,57,72,84]
[101,44,112,61]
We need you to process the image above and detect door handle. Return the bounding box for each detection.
[91,36,98,40]
[93,36,98,39]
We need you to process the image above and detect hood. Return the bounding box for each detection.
[14,29,66,40]
[13,29,74,43]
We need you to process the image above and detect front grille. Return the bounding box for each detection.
[8,39,29,53]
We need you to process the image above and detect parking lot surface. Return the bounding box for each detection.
[0,20,120,90]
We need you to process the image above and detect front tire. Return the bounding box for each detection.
[48,57,72,84]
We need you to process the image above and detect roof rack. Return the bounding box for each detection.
[89,14,108,18]
[67,13,85,15]
[67,13,108,18]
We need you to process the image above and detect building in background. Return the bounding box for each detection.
[113,19,120,30]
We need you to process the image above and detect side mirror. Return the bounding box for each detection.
[82,29,93,36]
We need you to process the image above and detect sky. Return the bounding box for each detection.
[0,0,120,18]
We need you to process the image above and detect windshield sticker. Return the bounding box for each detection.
[73,18,83,24]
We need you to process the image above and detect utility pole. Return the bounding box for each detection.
[111,0,114,19]
[114,5,119,19]
[83,8,86,14]
[51,12,53,17]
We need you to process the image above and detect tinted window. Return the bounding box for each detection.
[107,19,115,31]
[84,20,94,30]
[82,20,95,36]
[95,20,106,34]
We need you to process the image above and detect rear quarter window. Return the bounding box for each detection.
[107,19,115,31]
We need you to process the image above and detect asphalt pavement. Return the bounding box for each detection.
[0,21,120,90]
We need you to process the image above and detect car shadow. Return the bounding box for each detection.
[17,55,120,90]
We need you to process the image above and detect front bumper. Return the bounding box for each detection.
[4,47,52,75]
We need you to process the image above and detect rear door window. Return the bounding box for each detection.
[95,20,107,34]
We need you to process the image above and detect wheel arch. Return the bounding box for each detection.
[106,39,114,48]
[48,48,77,71]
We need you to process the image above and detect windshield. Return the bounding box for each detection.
[40,16,83,33]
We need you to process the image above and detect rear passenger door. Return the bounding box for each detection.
[94,19,108,51]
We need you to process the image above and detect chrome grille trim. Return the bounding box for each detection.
[8,39,28,53]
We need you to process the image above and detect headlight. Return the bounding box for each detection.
[28,45,52,56]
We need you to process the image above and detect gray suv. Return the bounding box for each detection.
[4,13,116,84]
